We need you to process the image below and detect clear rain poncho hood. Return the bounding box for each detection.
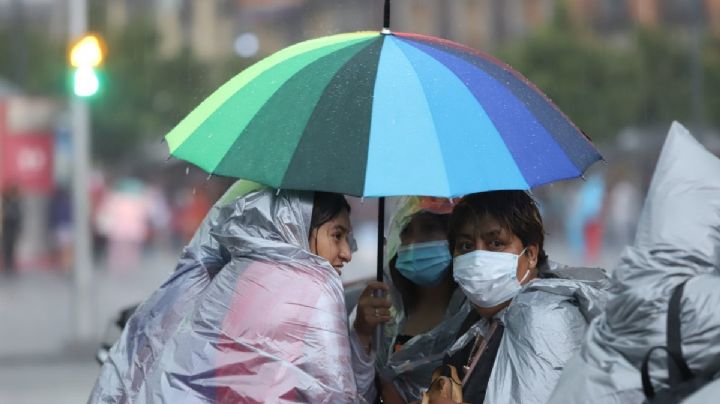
[548,122,720,404]
[89,184,359,403]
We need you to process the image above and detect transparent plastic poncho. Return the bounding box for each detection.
[352,196,472,402]
[89,186,359,403]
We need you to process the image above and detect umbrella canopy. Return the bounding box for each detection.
[165,31,601,198]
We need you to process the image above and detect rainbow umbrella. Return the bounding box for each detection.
[165,2,602,281]
[165,34,600,199]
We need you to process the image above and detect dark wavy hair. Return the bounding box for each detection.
[448,190,548,268]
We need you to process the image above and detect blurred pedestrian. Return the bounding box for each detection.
[177,187,211,243]
[1,186,22,274]
[567,174,606,264]
[95,178,150,272]
[145,184,172,251]
[607,179,641,248]
[49,187,73,272]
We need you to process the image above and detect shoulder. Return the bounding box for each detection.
[503,281,587,337]
[501,284,588,365]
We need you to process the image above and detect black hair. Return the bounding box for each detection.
[448,190,548,268]
[309,192,351,234]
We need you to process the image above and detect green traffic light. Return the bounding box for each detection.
[73,66,100,97]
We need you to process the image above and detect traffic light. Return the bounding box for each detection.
[69,34,105,97]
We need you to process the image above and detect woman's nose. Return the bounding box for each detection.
[339,242,352,263]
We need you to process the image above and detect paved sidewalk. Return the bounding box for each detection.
[0,249,180,403]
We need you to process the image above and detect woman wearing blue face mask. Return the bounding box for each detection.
[426,190,609,404]
[350,197,472,404]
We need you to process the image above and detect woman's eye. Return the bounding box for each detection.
[458,242,473,251]
[489,240,504,249]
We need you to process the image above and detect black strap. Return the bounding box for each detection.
[641,346,692,398]
[641,280,694,399]
[666,281,694,384]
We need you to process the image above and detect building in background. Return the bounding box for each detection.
[8,0,718,63]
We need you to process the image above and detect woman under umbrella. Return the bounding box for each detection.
[89,183,361,403]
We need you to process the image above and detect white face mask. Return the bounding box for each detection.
[452,249,529,308]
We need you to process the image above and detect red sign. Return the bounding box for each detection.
[0,99,56,194]
[1,134,54,193]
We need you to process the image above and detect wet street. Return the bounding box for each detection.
[0,250,176,404]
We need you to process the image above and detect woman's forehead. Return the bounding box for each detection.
[402,213,445,236]
[337,209,352,226]
[456,214,507,238]
[321,209,351,230]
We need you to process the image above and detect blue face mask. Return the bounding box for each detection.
[395,240,452,286]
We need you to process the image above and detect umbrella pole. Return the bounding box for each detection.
[374,196,385,351]
[376,197,385,282]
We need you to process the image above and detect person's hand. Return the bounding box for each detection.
[353,282,392,339]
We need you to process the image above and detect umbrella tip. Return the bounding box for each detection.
[382,0,391,33]
[206,174,213,181]
[276,188,281,196]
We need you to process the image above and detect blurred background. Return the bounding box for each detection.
[1,0,719,402]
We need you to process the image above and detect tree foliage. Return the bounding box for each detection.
[497,9,718,142]
[88,18,216,162]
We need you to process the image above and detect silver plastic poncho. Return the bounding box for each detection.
[351,196,472,403]
[374,288,471,402]
[445,263,609,404]
[89,187,358,403]
[682,378,720,404]
[548,122,720,404]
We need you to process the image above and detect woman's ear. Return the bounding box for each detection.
[526,245,539,270]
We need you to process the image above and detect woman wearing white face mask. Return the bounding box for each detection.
[427,191,609,404]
